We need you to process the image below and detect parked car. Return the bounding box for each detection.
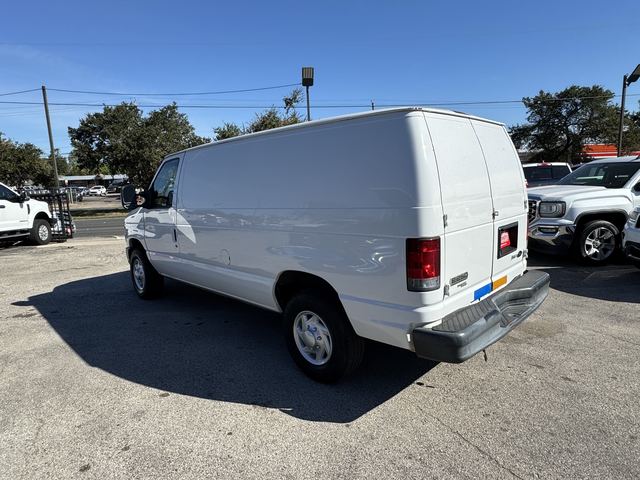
[88,185,107,196]
[0,182,54,244]
[523,162,572,187]
[527,156,640,263]
[107,180,126,194]
[622,207,640,268]
[122,107,549,382]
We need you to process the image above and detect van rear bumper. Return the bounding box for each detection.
[411,270,550,363]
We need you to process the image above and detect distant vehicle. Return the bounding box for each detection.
[88,185,107,196]
[528,156,640,263]
[622,207,640,268]
[107,180,126,194]
[0,182,53,245]
[523,162,572,188]
[123,107,549,382]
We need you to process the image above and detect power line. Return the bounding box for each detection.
[47,83,301,96]
[0,88,41,97]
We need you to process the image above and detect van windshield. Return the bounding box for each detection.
[557,162,640,188]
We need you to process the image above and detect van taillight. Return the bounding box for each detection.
[406,238,440,291]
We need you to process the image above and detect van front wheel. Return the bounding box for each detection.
[283,293,364,383]
[129,249,164,299]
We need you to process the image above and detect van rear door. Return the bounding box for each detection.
[470,121,527,283]
[424,112,494,303]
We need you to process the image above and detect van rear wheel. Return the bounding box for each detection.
[283,292,364,383]
[129,249,164,299]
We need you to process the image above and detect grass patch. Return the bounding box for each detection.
[70,208,128,218]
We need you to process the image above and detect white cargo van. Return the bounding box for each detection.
[123,108,549,382]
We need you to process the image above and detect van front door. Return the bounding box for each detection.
[143,156,182,277]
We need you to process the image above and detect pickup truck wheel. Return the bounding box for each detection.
[29,219,51,245]
[283,292,364,383]
[129,249,164,299]
[576,220,619,264]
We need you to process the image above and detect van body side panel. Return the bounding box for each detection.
[423,112,494,307]
[174,113,432,332]
[471,121,527,282]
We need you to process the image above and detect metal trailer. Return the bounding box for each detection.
[29,192,75,241]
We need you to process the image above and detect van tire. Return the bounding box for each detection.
[29,219,51,245]
[574,220,619,264]
[129,248,164,299]
[283,292,364,383]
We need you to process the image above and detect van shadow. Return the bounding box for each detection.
[528,252,640,304]
[16,272,437,423]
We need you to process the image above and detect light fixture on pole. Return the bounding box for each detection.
[302,67,314,121]
[617,63,640,156]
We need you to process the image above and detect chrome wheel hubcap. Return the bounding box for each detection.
[38,224,49,241]
[584,227,615,261]
[132,258,145,291]
[293,310,333,366]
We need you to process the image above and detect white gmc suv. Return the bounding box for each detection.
[0,182,53,245]
[528,156,640,263]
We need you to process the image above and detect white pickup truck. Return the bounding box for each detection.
[527,156,640,263]
[0,182,53,245]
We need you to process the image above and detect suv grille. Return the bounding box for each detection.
[528,200,538,223]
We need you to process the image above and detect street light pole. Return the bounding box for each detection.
[301,67,314,122]
[617,64,640,157]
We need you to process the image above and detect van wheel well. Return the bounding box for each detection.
[274,271,342,312]
[128,239,145,260]
[576,212,627,234]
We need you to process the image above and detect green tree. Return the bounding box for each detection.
[0,133,52,187]
[213,88,304,139]
[509,85,622,163]
[214,122,243,140]
[69,103,209,186]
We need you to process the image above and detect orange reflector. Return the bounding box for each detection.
[492,276,507,290]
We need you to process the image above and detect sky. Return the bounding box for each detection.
[1,0,640,156]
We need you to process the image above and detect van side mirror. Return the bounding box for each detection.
[121,184,138,210]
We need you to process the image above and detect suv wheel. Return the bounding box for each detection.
[129,248,164,299]
[29,219,51,245]
[576,220,619,264]
[283,292,364,383]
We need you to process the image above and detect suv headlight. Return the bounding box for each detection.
[539,201,566,218]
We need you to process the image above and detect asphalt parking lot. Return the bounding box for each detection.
[1,238,639,479]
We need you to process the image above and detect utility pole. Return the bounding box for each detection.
[41,85,60,188]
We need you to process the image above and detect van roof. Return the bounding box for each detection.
[168,107,506,158]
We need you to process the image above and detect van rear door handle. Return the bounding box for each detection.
[0,204,5,208]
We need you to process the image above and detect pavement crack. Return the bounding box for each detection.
[417,406,525,480]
